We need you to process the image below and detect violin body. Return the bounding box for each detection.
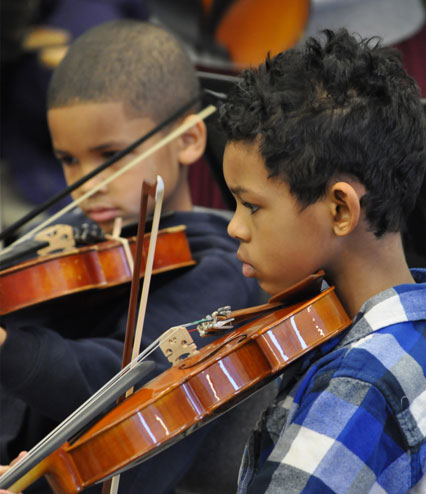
[0,226,195,315]
[7,283,351,493]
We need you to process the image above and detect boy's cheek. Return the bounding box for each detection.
[62,169,76,185]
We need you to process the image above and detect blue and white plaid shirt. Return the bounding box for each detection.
[238,269,426,494]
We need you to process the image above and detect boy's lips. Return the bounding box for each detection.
[237,253,257,278]
[85,207,120,223]
[242,262,257,278]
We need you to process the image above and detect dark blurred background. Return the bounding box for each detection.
[1,0,425,265]
[0,3,425,493]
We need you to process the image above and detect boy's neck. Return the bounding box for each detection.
[328,232,414,319]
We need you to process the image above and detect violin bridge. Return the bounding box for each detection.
[35,225,76,256]
[159,326,198,365]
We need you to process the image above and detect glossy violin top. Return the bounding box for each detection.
[0,224,195,316]
[1,272,352,494]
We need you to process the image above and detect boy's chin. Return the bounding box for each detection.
[96,220,115,235]
[258,279,278,297]
[259,279,298,298]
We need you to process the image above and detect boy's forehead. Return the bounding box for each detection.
[224,140,268,189]
[223,139,294,203]
[224,139,260,169]
[48,101,155,129]
[48,100,150,119]
[224,139,263,169]
[47,102,157,148]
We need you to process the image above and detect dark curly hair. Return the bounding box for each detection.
[219,29,426,237]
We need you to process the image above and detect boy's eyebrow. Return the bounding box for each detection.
[90,142,127,152]
[228,186,249,197]
[52,148,69,156]
[229,186,265,203]
[53,142,127,155]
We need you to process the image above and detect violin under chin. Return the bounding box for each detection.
[45,286,350,492]
[3,273,350,494]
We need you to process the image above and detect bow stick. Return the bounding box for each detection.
[0,104,216,256]
[0,104,216,491]
[0,96,202,243]
[103,176,164,494]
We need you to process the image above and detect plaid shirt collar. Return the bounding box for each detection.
[337,267,426,350]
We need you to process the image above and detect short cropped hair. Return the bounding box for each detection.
[219,29,426,237]
[47,19,200,122]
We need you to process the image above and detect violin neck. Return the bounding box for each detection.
[7,458,48,493]
[0,361,156,491]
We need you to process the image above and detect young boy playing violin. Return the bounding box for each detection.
[0,20,259,493]
[2,26,425,494]
[216,29,426,493]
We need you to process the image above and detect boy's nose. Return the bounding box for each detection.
[79,167,109,194]
[227,212,249,242]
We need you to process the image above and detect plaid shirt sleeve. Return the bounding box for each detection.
[239,270,426,494]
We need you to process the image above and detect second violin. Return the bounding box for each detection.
[0,225,195,316]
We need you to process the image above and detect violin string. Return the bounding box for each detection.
[7,312,217,479]
[2,307,237,486]
[2,296,224,485]
[0,105,216,257]
[0,325,186,483]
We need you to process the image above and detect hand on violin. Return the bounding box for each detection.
[0,326,6,347]
[0,451,27,493]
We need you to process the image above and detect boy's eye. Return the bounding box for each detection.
[242,201,259,214]
[58,155,78,166]
[101,150,121,161]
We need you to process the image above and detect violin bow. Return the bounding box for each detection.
[0,179,165,493]
[0,96,201,244]
[0,106,216,491]
[0,105,216,256]
[102,176,164,494]
[0,77,231,245]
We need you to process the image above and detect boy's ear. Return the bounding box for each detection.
[328,181,363,236]
[177,116,207,166]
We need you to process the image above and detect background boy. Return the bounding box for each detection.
[0,20,259,493]
[219,29,426,493]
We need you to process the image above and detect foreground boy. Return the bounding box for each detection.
[0,20,259,493]
[218,29,426,493]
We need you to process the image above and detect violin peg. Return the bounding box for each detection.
[196,306,233,336]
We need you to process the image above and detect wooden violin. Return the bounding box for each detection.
[0,272,352,493]
[0,225,195,316]
[0,105,216,317]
